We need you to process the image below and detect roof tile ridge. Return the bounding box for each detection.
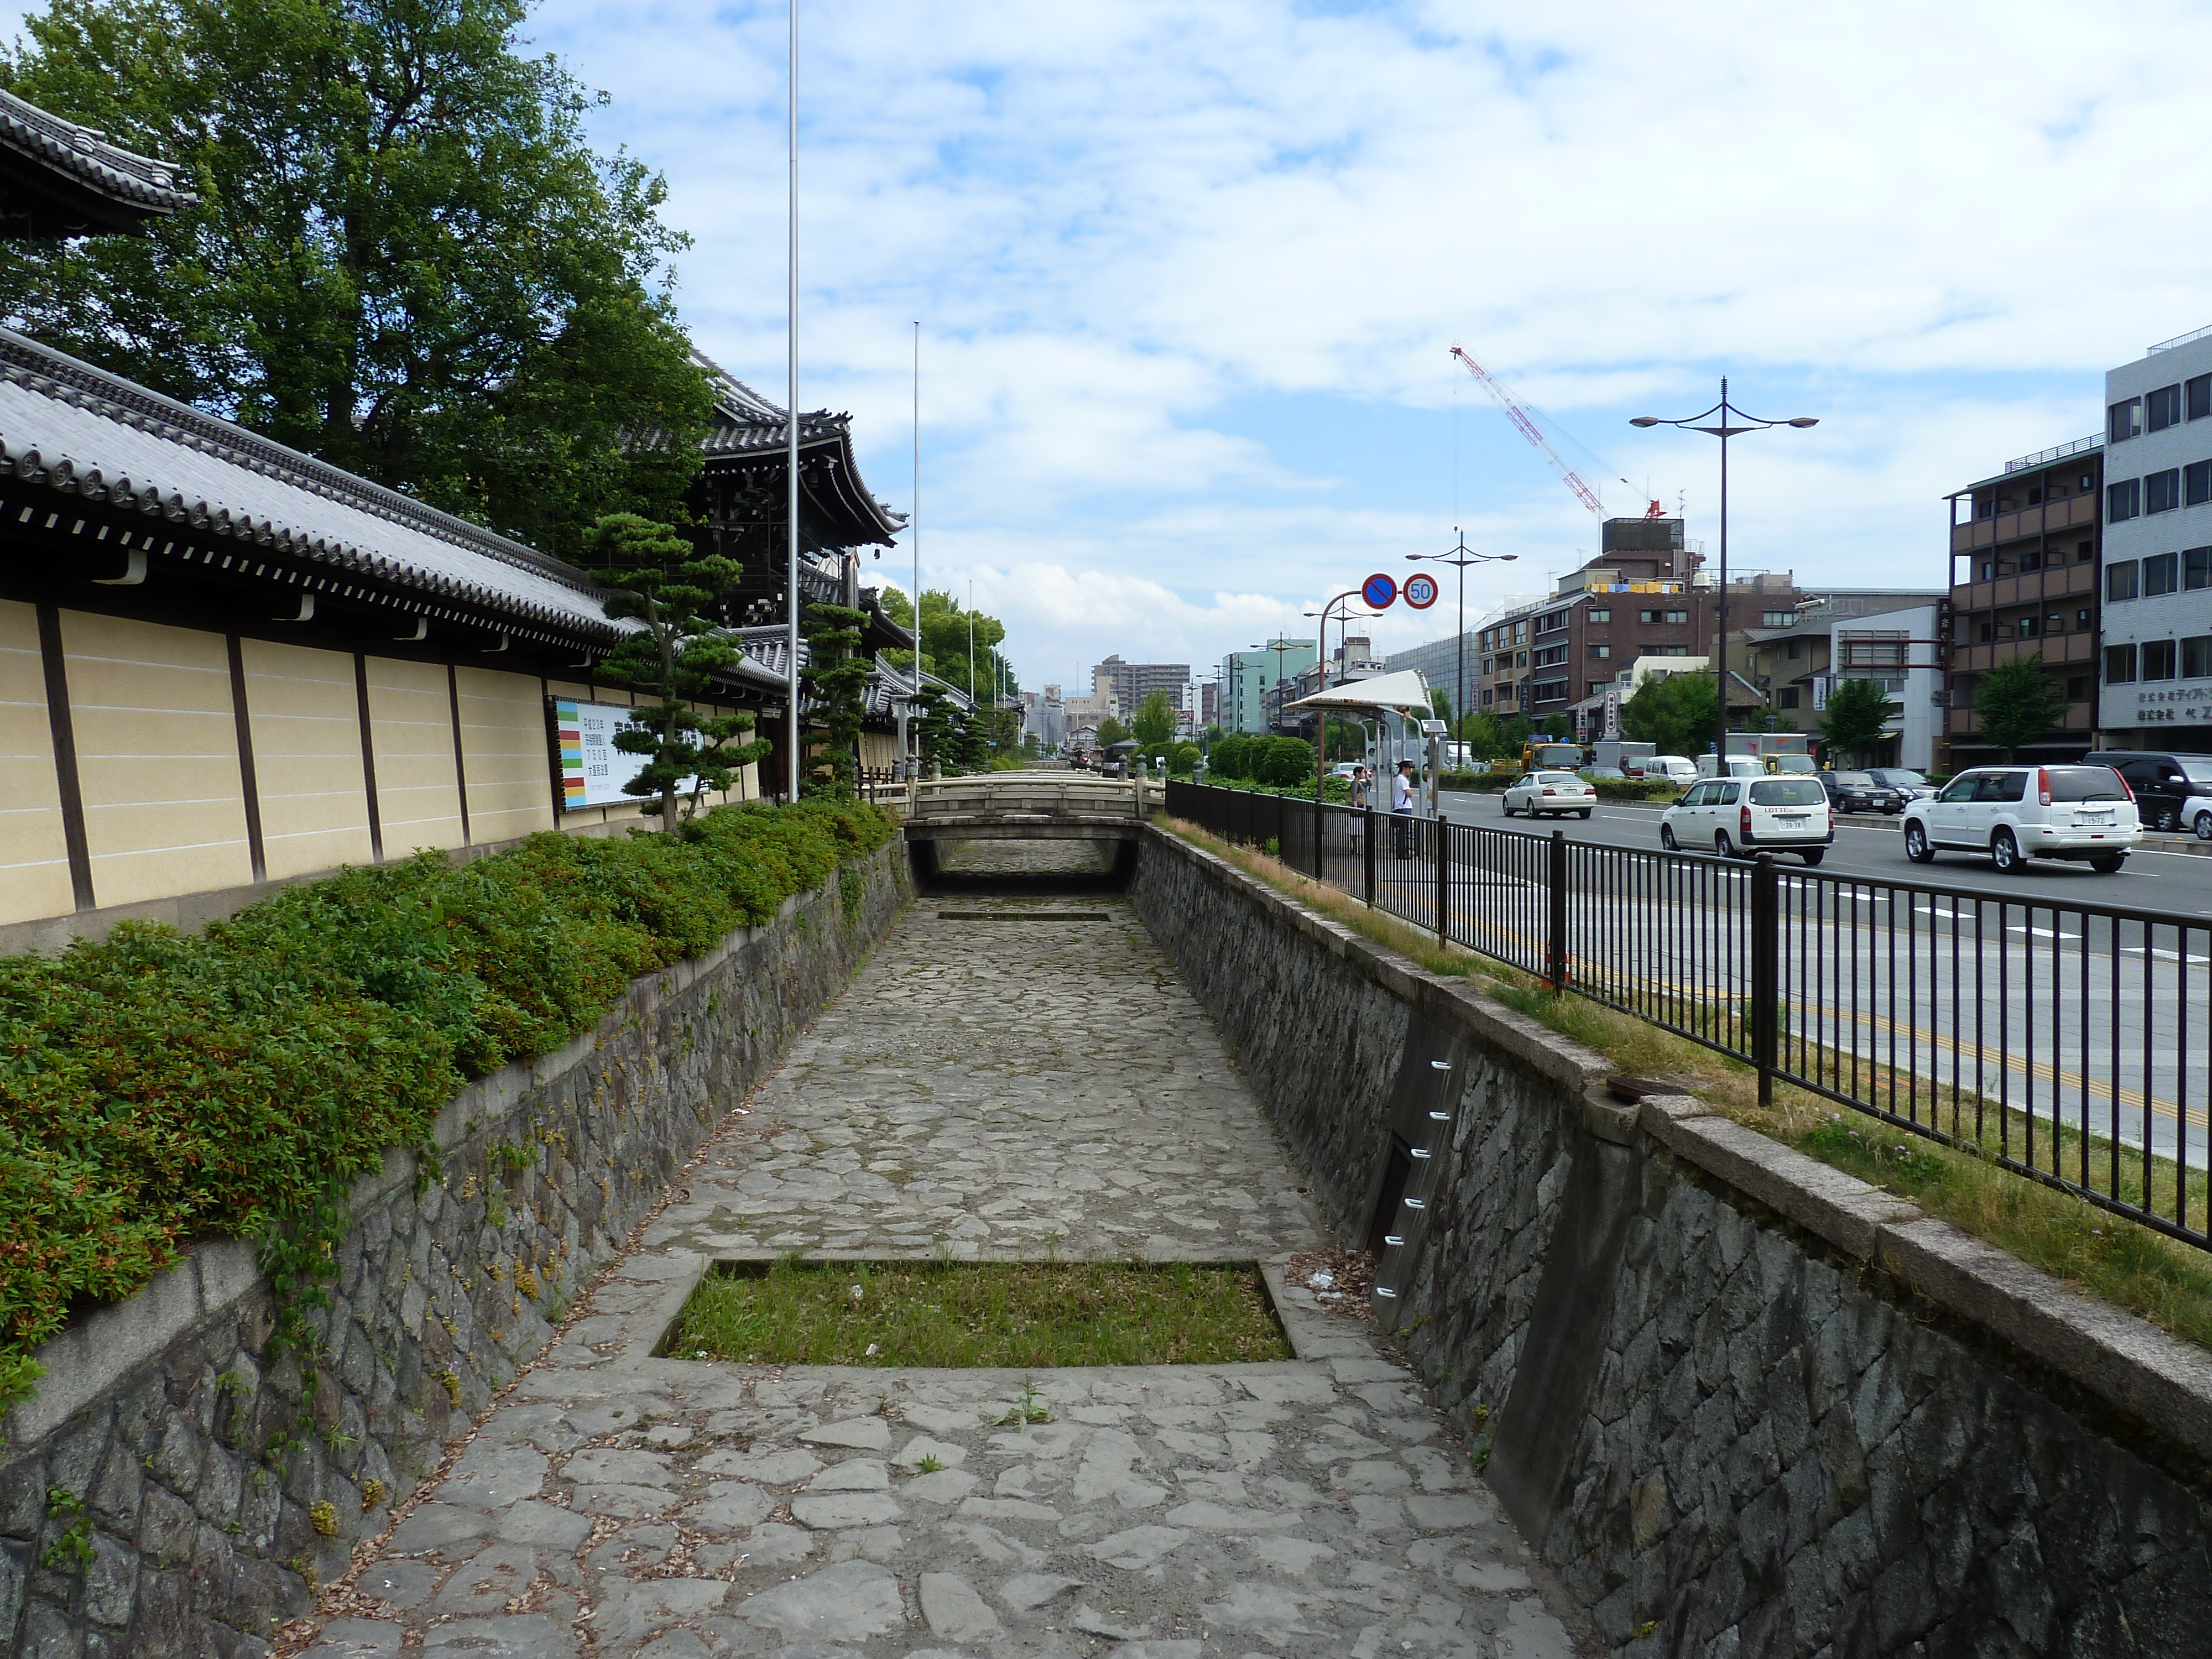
[0,326,597,594]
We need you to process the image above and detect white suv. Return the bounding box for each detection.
[1901,765,2139,874]
[1661,775,1832,864]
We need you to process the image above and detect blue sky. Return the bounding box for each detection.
[401,4,2212,686]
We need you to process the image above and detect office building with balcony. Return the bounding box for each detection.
[2095,326,2212,752]
[1942,434,2103,769]
[1091,655,1190,720]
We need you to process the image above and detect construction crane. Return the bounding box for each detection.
[1449,342,1607,515]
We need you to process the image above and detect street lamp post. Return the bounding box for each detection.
[1630,382,1817,764]
[1407,529,1517,746]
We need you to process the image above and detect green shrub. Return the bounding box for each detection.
[1441,770,1514,792]
[1589,778,1681,801]
[0,798,895,1412]
[1259,737,1317,789]
[1209,734,1253,780]
[1168,743,1201,777]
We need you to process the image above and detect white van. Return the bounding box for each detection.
[1639,755,1697,786]
[1661,775,1832,864]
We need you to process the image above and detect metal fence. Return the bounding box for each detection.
[1162,781,2212,1253]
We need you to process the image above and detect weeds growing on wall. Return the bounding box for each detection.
[0,798,895,1413]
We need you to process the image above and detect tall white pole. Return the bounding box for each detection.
[912,321,921,776]
[784,0,801,801]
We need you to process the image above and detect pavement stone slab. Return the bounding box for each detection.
[299,863,1575,1656]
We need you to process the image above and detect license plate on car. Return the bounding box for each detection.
[2079,813,2112,825]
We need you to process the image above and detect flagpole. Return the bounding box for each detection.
[912,321,921,778]
[784,0,801,801]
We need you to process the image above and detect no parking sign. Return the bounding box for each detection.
[1361,572,1398,609]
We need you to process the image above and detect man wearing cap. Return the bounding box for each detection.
[1391,759,1416,859]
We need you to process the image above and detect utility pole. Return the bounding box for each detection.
[782,0,801,802]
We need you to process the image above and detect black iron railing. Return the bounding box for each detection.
[1162,781,2212,1252]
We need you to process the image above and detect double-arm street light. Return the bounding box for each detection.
[1629,382,1817,764]
[1406,529,1517,743]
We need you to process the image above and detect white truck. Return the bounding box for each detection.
[1698,733,1815,778]
[1590,739,1657,776]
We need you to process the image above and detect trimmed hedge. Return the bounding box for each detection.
[0,799,895,1410]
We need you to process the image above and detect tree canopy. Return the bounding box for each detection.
[1975,656,2070,761]
[1130,690,1177,751]
[1819,677,1900,763]
[1621,672,1718,757]
[0,0,708,558]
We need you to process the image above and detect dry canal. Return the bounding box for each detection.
[294,839,1582,1659]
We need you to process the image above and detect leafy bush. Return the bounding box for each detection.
[1589,778,1681,801]
[1168,742,1201,777]
[1209,734,1254,780]
[0,798,894,1410]
[1440,770,1514,792]
[1259,737,1318,789]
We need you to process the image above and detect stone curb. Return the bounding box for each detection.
[1146,822,2212,1474]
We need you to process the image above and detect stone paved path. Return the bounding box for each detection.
[298,841,1579,1659]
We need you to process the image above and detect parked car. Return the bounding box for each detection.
[1661,775,1832,864]
[1503,770,1594,819]
[1580,765,1628,781]
[1864,767,1936,804]
[2082,751,2212,834]
[1328,761,1360,780]
[1640,755,1699,786]
[1818,770,1904,815]
[1901,765,2138,873]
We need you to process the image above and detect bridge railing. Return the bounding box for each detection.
[906,775,1152,821]
[1161,780,2212,1255]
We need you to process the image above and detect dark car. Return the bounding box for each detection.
[1818,770,1904,815]
[1864,767,1936,804]
[2083,751,2212,833]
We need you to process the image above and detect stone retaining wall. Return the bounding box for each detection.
[0,839,909,1659]
[1133,824,2212,1657]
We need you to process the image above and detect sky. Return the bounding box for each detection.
[523,0,2212,694]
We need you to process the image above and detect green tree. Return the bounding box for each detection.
[1131,690,1177,751]
[914,590,1011,705]
[1097,716,1130,749]
[1975,655,2070,761]
[1458,711,1506,761]
[910,685,954,771]
[0,0,709,558]
[1209,734,1251,779]
[1430,688,1453,725]
[1621,672,1718,758]
[1168,742,1201,776]
[799,603,870,795]
[1819,677,1900,764]
[586,514,767,831]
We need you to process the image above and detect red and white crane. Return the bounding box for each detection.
[1449,342,1608,515]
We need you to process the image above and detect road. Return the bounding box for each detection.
[1329,794,2212,1171]
[1437,792,2212,915]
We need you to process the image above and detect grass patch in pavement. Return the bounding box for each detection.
[661,1259,1293,1368]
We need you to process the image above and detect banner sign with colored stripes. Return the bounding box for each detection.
[554,698,695,811]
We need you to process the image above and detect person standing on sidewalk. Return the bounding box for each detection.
[1392,759,1416,858]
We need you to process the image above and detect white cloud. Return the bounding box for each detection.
[515,1,2209,686]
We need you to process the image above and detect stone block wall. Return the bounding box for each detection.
[0,839,909,1659]
[1133,825,2212,1657]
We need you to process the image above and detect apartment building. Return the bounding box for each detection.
[1218,640,1316,734]
[1091,654,1190,718]
[1939,436,2103,770]
[2096,326,2212,751]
